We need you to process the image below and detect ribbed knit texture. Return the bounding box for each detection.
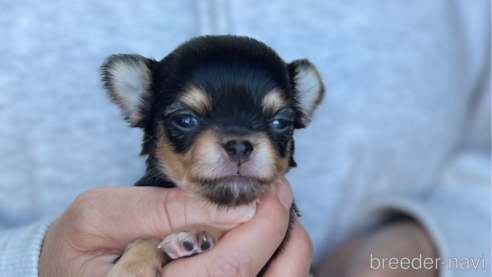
[0,219,51,277]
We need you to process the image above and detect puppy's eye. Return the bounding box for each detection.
[174,115,199,129]
[270,119,289,131]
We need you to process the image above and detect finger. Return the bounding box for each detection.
[263,220,313,277]
[163,180,294,277]
[66,186,256,249]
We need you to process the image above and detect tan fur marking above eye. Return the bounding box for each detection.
[262,89,287,114]
[178,87,210,115]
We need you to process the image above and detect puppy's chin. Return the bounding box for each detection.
[194,176,271,206]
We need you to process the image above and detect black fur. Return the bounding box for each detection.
[102,35,324,276]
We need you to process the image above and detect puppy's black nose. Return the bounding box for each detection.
[224,140,253,163]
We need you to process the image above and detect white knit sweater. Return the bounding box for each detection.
[0,1,490,276]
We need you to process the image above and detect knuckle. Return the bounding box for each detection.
[63,189,118,250]
[67,189,108,232]
[154,188,194,231]
[268,218,290,241]
[155,188,183,232]
[72,188,108,209]
[297,226,313,256]
[70,191,95,217]
[261,206,290,240]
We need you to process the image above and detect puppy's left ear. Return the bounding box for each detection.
[101,54,154,128]
[288,59,325,128]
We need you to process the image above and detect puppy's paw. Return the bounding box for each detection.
[107,266,162,277]
[106,238,166,277]
[158,229,216,259]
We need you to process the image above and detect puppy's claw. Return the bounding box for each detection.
[158,230,216,259]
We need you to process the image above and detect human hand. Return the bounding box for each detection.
[39,181,313,276]
[315,220,438,277]
[162,181,313,277]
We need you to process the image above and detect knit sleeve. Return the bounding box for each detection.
[0,219,53,277]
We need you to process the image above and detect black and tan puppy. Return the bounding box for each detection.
[101,35,324,277]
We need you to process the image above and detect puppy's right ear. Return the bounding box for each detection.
[101,54,154,128]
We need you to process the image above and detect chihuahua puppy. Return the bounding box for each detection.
[101,35,324,277]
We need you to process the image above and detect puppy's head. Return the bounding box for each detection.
[101,36,324,206]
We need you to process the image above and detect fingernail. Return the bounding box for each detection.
[277,181,293,209]
[237,203,257,223]
[211,203,257,224]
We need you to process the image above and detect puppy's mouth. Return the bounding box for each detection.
[194,175,271,206]
[233,161,249,174]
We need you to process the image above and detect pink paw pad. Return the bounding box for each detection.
[158,230,215,259]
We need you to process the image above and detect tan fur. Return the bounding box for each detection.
[275,139,292,177]
[249,133,279,181]
[177,87,210,115]
[156,127,284,191]
[187,129,227,182]
[262,89,287,114]
[106,238,166,277]
[155,127,224,190]
[155,125,193,190]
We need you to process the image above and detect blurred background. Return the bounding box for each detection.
[0,0,490,275]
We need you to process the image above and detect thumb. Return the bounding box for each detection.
[65,186,256,250]
[163,180,293,277]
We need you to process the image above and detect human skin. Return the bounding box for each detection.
[315,220,438,277]
[39,180,313,277]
